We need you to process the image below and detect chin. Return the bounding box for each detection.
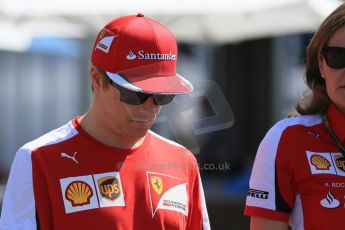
[128,128,150,139]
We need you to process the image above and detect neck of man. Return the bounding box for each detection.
[78,110,146,150]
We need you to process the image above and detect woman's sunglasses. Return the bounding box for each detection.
[322,46,345,69]
[107,76,175,105]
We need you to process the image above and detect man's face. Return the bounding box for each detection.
[95,71,162,140]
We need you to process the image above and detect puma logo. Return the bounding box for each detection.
[61,152,78,164]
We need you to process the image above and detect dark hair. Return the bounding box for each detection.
[296,3,345,115]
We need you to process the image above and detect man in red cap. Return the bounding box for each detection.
[0,14,210,229]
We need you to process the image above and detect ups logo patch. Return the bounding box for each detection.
[98,176,121,201]
[335,155,345,172]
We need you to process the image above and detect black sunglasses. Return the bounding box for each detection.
[107,76,175,105]
[322,46,345,69]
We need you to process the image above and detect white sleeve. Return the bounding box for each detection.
[245,123,283,211]
[245,118,297,223]
[0,148,37,230]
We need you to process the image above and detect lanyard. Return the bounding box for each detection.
[322,111,345,155]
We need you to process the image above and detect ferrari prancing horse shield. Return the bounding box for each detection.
[151,176,163,195]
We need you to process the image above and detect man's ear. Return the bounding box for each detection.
[90,66,103,91]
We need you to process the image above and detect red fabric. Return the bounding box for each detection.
[328,103,345,142]
[244,206,289,222]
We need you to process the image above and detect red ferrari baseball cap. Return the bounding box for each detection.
[91,13,193,94]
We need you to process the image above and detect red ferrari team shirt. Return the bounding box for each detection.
[0,118,210,230]
[245,104,345,229]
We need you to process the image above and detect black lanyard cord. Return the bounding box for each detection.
[322,111,345,155]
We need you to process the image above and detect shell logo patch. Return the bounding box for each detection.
[60,172,125,214]
[151,176,163,195]
[60,175,99,214]
[310,155,331,170]
[147,172,188,218]
[65,181,93,206]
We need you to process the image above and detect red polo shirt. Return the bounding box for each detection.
[0,118,210,230]
[245,104,345,229]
